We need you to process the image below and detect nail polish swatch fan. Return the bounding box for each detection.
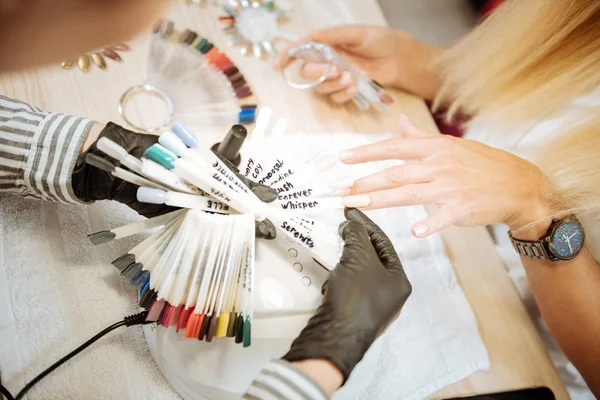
[119,21,257,134]
[88,115,375,398]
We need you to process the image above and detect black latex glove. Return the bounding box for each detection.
[72,122,177,218]
[283,208,412,383]
[211,150,278,240]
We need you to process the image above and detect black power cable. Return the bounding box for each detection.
[0,311,151,400]
[0,385,14,400]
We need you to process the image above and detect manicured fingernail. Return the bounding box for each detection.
[327,66,339,78]
[338,151,354,162]
[413,224,428,237]
[333,188,350,196]
[342,195,371,208]
[380,91,395,105]
[346,86,358,95]
[340,71,352,86]
[329,178,354,190]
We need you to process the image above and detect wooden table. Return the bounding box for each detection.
[0,0,569,398]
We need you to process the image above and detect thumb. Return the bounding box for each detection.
[312,25,365,48]
[337,219,380,274]
[339,220,373,261]
[340,219,371,246]
[344,208,404,274]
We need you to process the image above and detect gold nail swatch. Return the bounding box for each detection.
[91,53,107,69]
[77,55,90,72]
[61,60,74,70]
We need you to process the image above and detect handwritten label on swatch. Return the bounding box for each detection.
[278,189,313,200]
[280,200,320,210]
[276,182,295,193]
[270,169,295,186]
[209,187,231,203]
[207,200,229,211]
[257,159,286,185]
[291,216,315,231]
[212,173,239,194]
[245,159,263,179]
[280,221,315,248]
[213,161,246,192]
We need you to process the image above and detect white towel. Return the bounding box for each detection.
[0,195,181,399]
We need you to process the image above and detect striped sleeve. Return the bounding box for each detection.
[243,360,329,400]
[0,94,95,203]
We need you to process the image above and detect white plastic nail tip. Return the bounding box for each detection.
[159,132,188,157]
[137,187,167,204]
[97,137,130,161]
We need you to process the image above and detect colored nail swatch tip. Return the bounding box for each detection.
[243,317,251,347]
[172,121,197,148]
[199,315,210,340]
[144,145,177,170]
[226,312,237,337]
[235,315,244,343]
[206,316,219,342]
[216,313,229,338]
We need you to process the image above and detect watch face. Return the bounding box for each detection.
[549,220,585,260]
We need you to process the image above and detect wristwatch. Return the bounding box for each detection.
[509,217,585,261]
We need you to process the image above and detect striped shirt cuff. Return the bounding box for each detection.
[244,360,329,400]
[0,94,95,204]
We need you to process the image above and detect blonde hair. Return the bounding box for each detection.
[435,0,600,218]
[537,113,600,218]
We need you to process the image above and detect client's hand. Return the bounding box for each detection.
[340,116,550,239]
[283,208,412,390]
[273,24,443,102]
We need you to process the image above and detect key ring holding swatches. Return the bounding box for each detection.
[280,42,335,89]
[118,85,175,134]
[279,41,396,111]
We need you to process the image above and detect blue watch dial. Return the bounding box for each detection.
[550,221,584,259]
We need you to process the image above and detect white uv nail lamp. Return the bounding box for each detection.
[143,237,328,400]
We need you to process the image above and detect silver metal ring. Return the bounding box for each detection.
[118,84,174,133]
[280,42,334,90]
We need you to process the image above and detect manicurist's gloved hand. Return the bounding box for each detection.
[72,122,278,240]
[72,122,176,218]
[283,207,412,385]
